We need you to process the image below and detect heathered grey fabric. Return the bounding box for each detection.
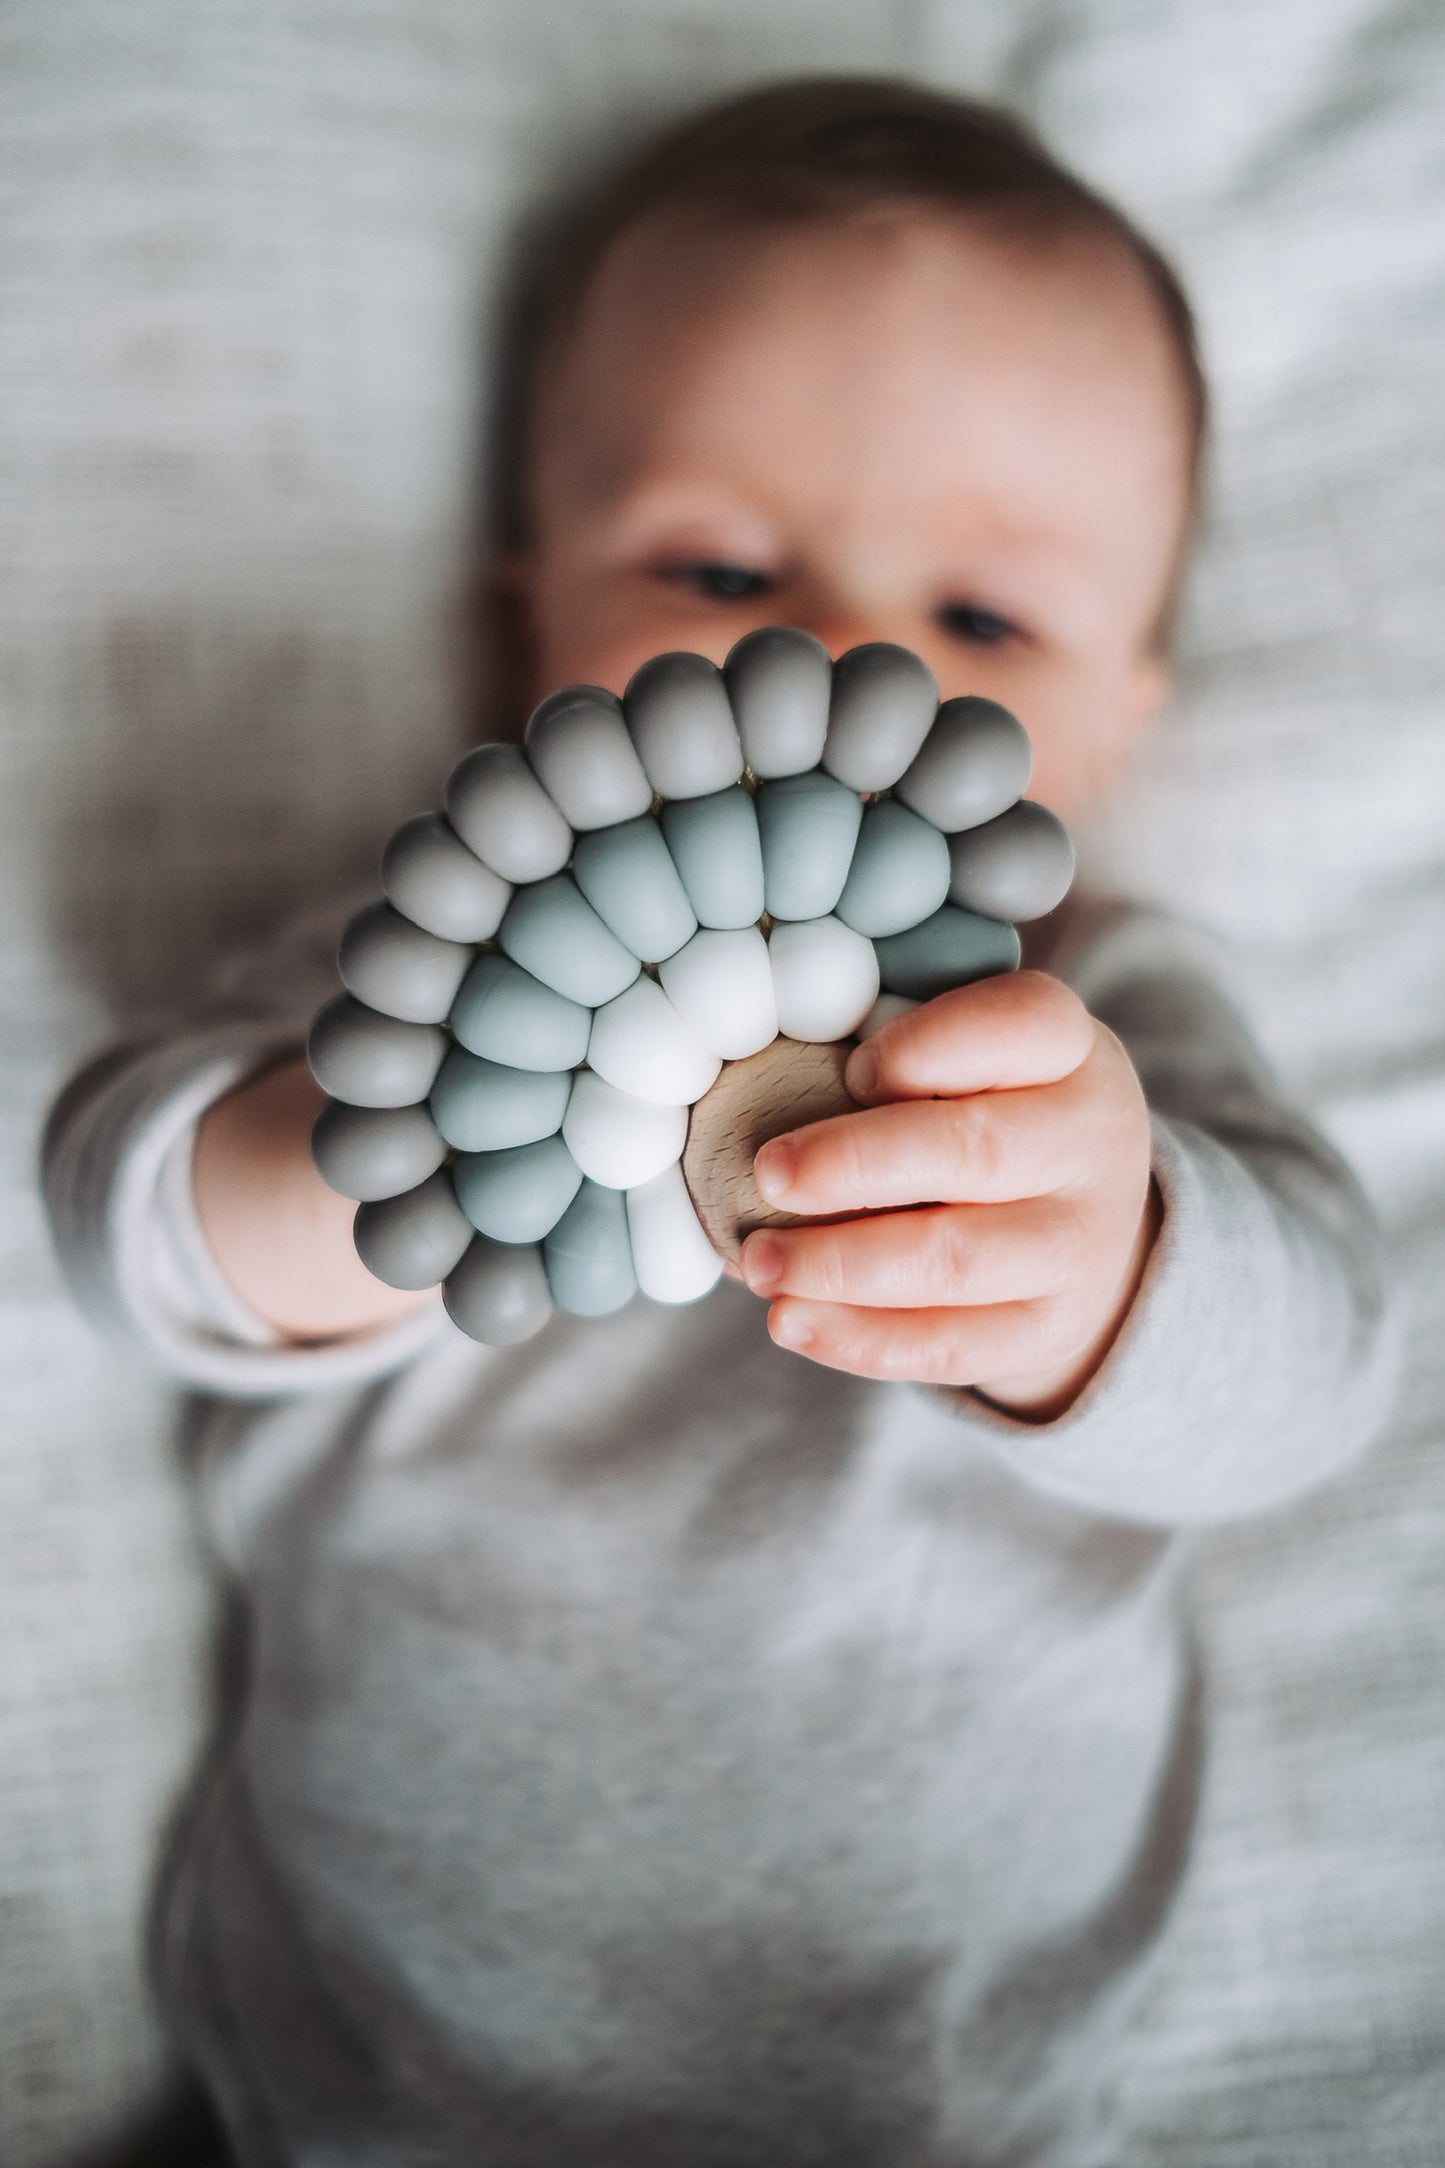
[42,898,1397,2166]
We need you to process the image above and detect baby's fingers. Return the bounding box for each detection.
[740,1198,1076,1309]
[847,970,1094,1102]
[765,1294,1063,1388]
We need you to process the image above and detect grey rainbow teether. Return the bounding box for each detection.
[306,628,1075,1345]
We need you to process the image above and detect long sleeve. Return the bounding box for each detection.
[41,898,449,1398]
[944,901,1401,1528]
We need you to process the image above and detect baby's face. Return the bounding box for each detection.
[513,207,1191,820]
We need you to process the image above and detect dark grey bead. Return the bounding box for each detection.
[445,741,573,883]
[353,1169,472,1291]
[823,644,938,792]
[947,800,1075,922]
[443,1238,554,1346]
[338,900,472,1024]
[571,814,697,963]
[835,799,952,939]
[624,651,743,799]
[311,1100,447,1202]
[895,696,1032,832]
[307,995,447,1110]
[524,685,652,832]
[450,952,592,1072]
[429,1049,572,1154]
[381,812,512,943]
[874,905,1021,1000]
[543,1179,638,1318]
[757,771,863,921]
[453,1135,584,1244]
[725,626,832,778]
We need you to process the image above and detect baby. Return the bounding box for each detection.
[46,77,1393,2167]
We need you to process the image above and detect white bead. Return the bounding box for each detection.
[626,1164,724,1304]
[857,992,920,1040]
[525,686,653,831]
[562,1071,688,1190]
[768,916,880,1042]
[624,651,743,798]
[657,927,779,1061]
[587,977,722,1107]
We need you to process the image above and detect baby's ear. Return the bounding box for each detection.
[471,550,538,742]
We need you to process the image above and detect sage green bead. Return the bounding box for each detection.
[571,815,697,963]
[660,787,764,930]
[874,906,1021,1000]
[757,771,863,921]
[450,952,592,1072]
[544,1179,638,1318]
[452,1136,584,1245]
[835,800,951,939]
[429,1049,572,1154]
[499,874,641,1008]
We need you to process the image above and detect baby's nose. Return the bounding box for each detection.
[789,609,901,661]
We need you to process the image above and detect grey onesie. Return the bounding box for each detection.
[43,896,1397,2168]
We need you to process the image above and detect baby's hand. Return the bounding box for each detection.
[739,971,1159,1417]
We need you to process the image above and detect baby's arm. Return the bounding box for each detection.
[191,1058,428,1338]
[740,906,1398,1524]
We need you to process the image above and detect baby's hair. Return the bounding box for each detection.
[496,74,1208,642]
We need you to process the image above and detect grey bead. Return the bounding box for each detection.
[445,742,573,883]
[757,771,863,921]
[311,1100,447,1202]
[381,812,512,943]
[450,952,592,1072]
[453,1135,584,1244]
[337,900,472,1025]
[443,1237,554,1346]
[307,995,447,1109]
[524,685,653,832]
[725,626,832,778]
[430,1049,572,1154]
[353,1169,473,1291]
[571,815,697,963]
[835,800,952,939]
[499,873,641,1007]
[895,696,1032,832]
[661,786,765,929]
[947,800,1075,922]
[543,1178,638,1318]
[624,651,743,799]
[823,644,938,792]
[874,905,1021,1001]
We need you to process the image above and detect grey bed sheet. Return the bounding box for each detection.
[3,2,1444,2161]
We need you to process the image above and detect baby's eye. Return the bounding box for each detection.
[937,601,1018,647]
[661,561,776,602]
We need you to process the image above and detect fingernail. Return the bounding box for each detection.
[769,1305,813,1352]
[754,1138,797,1204]
[741,1236,784,1295]
[845,1044,878,1099]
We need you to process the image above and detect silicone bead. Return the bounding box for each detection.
[525,686,652,832]
[587,977,722,1107]
[894,696,1032,832]
[625,1164,724,1305]
[311,1100,447,1203]
[823,643,938,791]
[768,916,881,1042]
[874,905,1021,1000]
[571,815,697,963]
[660,787,764,929]
[450,952,592,1073]
[757,771,864,921]
[381,812,512,943]
[452,1135,584,1245]
[544,1180,638,1317]
[499,874,641,1008]
[429,1049,572,1154]
[624,651,743,799]
[724,626,832,777]
[443,1237,554,1346]
[835,800,952,938]
[353,1170,472,1291]
[445,742,573,883]
[857,992,920,1041]
[337,901,472,1025]
[561,1071,689,1190]
[946,800,1075,922]
[307,995,447,1109]
[658,926,778,1061]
